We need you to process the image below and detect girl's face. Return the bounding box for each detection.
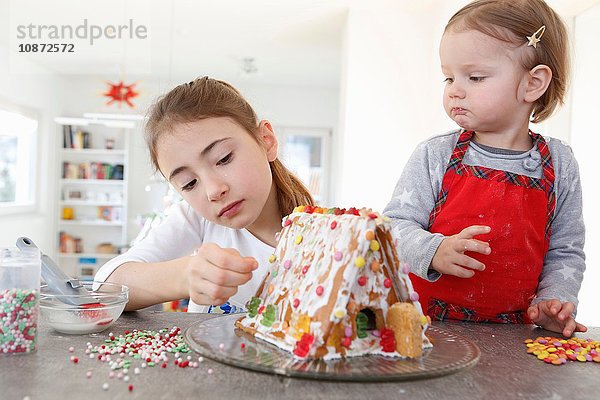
[440,29,532,135]
[157,117,279,231]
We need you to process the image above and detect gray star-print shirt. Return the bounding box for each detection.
[383,130,585,310]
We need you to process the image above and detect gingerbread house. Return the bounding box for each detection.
[235,206,431,359]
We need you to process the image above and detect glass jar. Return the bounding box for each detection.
[0,247,41,354]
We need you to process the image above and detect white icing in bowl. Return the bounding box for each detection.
[40,281,128,334]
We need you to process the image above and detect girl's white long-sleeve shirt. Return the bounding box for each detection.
[94,201,274,312]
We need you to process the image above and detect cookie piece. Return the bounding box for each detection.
[386,302,423,358]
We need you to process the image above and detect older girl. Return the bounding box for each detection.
[96,77,313,312]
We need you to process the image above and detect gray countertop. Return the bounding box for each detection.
[1,310,599,400]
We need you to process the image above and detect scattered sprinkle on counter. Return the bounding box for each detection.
[524,336,600,365]
[68,326,209,392]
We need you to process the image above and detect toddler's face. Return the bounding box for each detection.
[440,29,531,135]
[156,117,276,230]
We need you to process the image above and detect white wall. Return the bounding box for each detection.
[335,2,459,211]
[569,2,600,326]
[0,43,65,254]
[240,82,339,130]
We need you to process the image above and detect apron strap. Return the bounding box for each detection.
[428,130,474,228]
[531,131,557,242]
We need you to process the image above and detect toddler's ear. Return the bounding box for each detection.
[524,64,552,103]
[258,120,279,162]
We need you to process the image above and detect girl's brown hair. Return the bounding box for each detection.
[145,76,314,217]
[446,0,569,123]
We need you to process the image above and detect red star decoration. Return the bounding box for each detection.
[103,81,139,108]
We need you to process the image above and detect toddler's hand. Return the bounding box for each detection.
[527,299,588,338]
[431,225,491,278]
[187,243,258,306]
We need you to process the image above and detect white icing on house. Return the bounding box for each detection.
[236,206,432,359]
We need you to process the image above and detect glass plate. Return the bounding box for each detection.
[184,314,480,381]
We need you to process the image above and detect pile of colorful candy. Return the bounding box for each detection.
[70,326,210,392]
[0,288,39,354]
[524,336,600,365]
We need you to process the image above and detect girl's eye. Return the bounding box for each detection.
[443,77,454,84]
[217,152,233,166]
[470,76,485,82]
[181,179,197,192]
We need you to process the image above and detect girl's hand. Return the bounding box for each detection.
[431,225,491,278]
[187,243,258,306]
[527,299,588,338]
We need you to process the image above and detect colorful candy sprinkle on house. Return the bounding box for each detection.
[235,206,431,359]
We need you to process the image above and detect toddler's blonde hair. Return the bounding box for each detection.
[446,0,570,123]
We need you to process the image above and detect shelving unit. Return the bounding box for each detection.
[54,116,136,279]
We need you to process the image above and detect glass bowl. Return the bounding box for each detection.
[40,281,128,334]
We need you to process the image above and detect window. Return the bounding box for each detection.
[277,127,331,205]
[0,107,38,214]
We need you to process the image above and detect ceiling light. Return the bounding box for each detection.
[241,57,258,76]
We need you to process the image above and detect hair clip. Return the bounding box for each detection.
[527,25,546,48]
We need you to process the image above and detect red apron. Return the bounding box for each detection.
[411,130,556,323]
